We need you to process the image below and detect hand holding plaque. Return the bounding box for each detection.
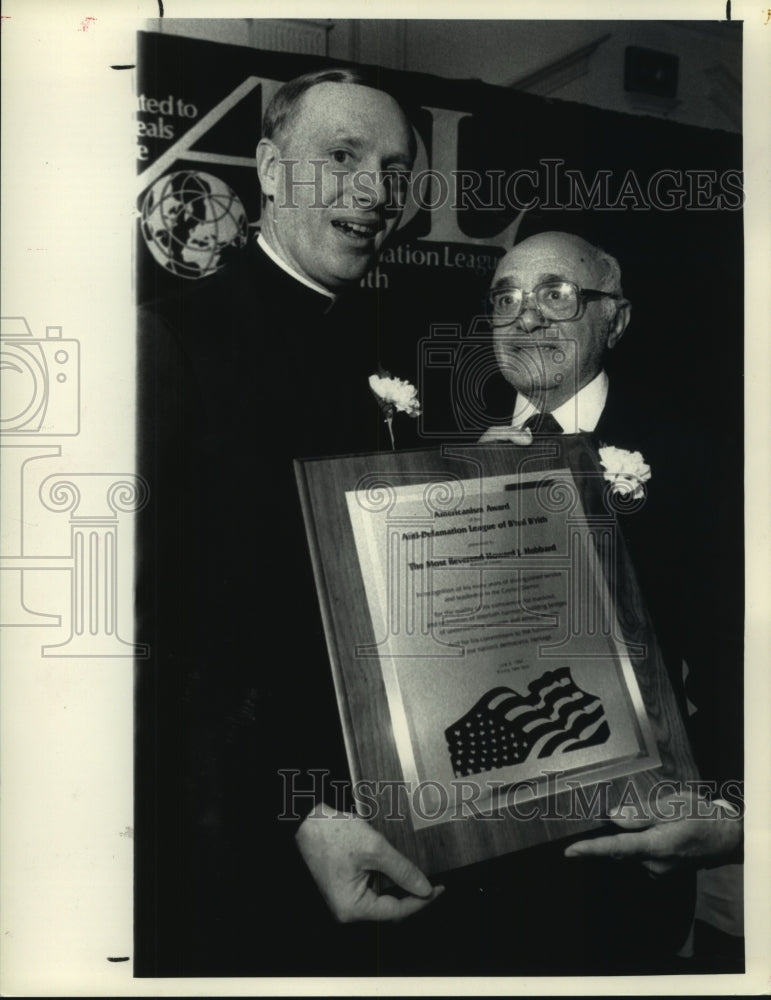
[295,436,698,877]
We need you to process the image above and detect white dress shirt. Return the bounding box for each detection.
[510,370,609,433]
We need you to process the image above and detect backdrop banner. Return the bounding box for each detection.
[135,28,743,428]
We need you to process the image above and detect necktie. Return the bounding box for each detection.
[523,411,563,435]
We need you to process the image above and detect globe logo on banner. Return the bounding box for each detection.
[140,171,249,279]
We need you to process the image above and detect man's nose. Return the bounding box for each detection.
[351,169,390,212]
[514,305,549,334]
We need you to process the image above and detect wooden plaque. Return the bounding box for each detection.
[295,436,697,876]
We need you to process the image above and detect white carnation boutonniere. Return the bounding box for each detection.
[598,445,652,500]
[369,371,421,450]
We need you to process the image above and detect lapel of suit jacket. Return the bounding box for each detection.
[593,375,647,451]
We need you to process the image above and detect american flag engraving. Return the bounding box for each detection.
[445,667,610,778]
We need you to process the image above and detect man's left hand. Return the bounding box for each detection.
[563,793,742,876]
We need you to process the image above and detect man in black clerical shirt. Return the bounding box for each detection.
[135,68,423,976]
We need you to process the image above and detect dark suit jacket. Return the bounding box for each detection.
[359,373,742,978]
[135,241,411,975]
[594,375,743,791]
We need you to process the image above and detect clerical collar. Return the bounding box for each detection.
[511,371,609,433]
[257,234,336,302]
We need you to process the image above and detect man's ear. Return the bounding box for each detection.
[607,300,631,350]
[256,138,280,201]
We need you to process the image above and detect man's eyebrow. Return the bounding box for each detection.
[326,134,366,149]
[382,153,413,167]
[491,272,570,291]
[490,277,519,292]
[325,134,413,165]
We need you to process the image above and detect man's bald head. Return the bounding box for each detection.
[496,232,623,295]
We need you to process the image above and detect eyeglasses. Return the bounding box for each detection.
[488,280,621,327]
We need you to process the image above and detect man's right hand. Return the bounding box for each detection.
[295,802,444,923]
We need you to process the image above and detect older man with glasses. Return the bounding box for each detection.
[481,230,631,441]
[297,231,743,976]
